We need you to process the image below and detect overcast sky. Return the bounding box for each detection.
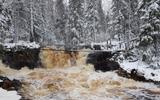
[63,0,112,15]
[102,0,112,15]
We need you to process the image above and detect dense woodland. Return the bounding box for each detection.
[0,1,160,99]
[0,0,160,64]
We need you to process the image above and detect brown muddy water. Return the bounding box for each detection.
[0,49,160,100]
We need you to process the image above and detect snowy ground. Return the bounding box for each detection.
[102,38,160,82]
[120,60,160,82]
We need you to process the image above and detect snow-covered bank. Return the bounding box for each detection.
[1,41,40,50]
[120,60,160,82]
[0,88,21,100]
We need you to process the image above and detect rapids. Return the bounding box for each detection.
[0,50,160,100]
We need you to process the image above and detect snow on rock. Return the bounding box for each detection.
[2,41,40,49]
[0,88,21,100]
[120,60,160,82]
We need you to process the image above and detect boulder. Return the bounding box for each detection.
[92,45,101,50]
[87,52,120,72]
[79,44,105,50]
[86,51,113,65]
[0,76,21,91]
[94,60,120,72]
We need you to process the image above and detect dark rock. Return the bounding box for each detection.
[86,51,113,65]
[0,44,4,59]
[151,73,155,76]
[1,79,13,90]
[0,76,21,91]
[2,48,40,70]
[94,60,120,72]
[79,44,104,50]
[93,45,101,50]
[87,52,120,72]
[130,69,146,82]
[79,44,92,50]
[117,68,160,84]
[12,79,22,91]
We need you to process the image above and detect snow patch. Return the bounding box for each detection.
[0,88,21,100]
[120,60,160,82]
[2,41,40,49]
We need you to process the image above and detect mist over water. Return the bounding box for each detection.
[0,49,160,100]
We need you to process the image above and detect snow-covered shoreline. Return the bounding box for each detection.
[2,41,40,49]
[120,60,160,82]
[0,77,22,100]
[0,88,21,100]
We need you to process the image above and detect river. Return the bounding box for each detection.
[0,50,160,100]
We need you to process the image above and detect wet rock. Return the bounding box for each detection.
[79,44,92,50]
[86,51,113,64]
[0,44,4,59]
[0,76,21,91]
[87,52,120,72]
[79,44,104,50]
[130,69,147,82]
[2,48,40,70]
[94,60,120,72]
[92,45,101,50]
[117,68,160,83]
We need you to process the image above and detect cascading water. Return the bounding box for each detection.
[0,49,160,100]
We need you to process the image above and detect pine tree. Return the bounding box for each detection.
[84,0,101,44]
[65,0,85,50]
[0,1,12,43]
[139,0,160,56]
[111,0,139,50]
[11,0,39,42]
[54,0,66,43]
[96,0,106,42]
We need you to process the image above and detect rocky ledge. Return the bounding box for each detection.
[0,41,41,70]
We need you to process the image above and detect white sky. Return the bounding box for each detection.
[102,0,112,15]
[63,0,69,6]
[63,0,113,15]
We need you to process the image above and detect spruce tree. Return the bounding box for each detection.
[65,0,84,50]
